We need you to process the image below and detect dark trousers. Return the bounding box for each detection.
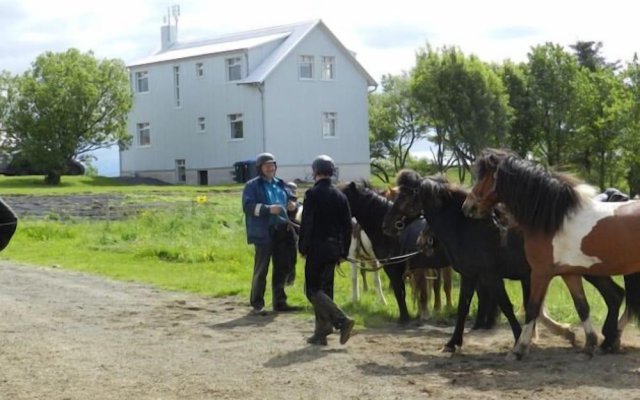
[305,253,348,335]
[250,224,296,310]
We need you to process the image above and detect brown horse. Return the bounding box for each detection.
[462,148,640,359]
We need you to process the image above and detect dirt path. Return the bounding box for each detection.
[1,261,639,399]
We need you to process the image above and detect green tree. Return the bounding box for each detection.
[412,45,512,180]
[573,67,629,189]
[1,49,132,184]
[496,61,537,157]
[621,54,640,197]
[527,43,580,166]
[369,73,428,183]
[570,40,620,72]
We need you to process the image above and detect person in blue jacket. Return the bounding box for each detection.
[242,152,301,315]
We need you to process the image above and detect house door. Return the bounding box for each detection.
[175,159,186,184]
[198,170,208,185]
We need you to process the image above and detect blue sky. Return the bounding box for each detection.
[1,0,638,175]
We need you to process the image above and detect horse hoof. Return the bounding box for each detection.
[506,350,524,361]
[441,345,456,353]
[600,338,621,354]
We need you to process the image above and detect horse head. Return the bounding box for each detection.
[382,169,423,237]
[462,148,511,219]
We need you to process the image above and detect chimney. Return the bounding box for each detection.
[160,5,180,51]
[160,23,177,51]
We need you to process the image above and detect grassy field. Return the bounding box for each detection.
[0,175,613,327]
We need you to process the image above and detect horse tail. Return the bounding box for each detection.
[623,273,640,326]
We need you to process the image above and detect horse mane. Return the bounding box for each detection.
[396,169,422,188]
[420,174,469,210]
[494,155,586,234]
[340,180,392,211]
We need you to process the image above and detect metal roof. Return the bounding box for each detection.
[128,19,376,87]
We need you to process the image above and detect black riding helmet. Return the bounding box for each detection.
[256,152,276,175]
[312,154,335,177]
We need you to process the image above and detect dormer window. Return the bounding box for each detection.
[226,57,242,81]
[299,55,314,79]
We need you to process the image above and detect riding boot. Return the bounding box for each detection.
[311,292,355,345]
[307,298,333,345]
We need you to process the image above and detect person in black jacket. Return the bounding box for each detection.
[298,155,355,345]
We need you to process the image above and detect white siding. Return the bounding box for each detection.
[261,27,370,181]
[122,22,372,184]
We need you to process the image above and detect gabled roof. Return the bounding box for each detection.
[128,19,377,87]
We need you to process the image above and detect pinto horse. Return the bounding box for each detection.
[382,171,625,353]
[462,149,640,359]
[341,181,450,324]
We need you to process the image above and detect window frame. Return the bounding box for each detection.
[226,57,242,81]
[135,71,149,93]
[195,62,204,78]
[321,56,335,80]
[137,122,151,146]
[228,113,244,140]
[173,65,181,108]
[298,55,314,80]
[322,112,337,138]
[197,116,206,132]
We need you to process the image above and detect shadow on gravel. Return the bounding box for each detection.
[356,345,640,392]
[264,346,347,368]
[209,312,277,330]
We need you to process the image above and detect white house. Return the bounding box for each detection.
[121,19,377,185]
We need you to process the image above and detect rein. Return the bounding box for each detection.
[345,251,422,271]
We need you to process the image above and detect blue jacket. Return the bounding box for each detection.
[242,176,295,245]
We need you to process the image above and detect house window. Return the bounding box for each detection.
[299,55,314,79]
[228,113,244,139]
[322,112,337,138]
[137,122,151,146]
[321,56,335,80]
[197,117,206,132]
[173,66,181,107]
[226,57,242,81]
[195,62,204,78]
[135,71,149,92]
[175,159,186,184]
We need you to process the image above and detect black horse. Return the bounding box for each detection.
[341,181,450,324]
[382,171,625,353]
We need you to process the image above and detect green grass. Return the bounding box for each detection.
[0,175,614,328]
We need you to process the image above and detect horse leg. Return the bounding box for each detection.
[444,275,476,353]
[510,270,552,360]
[537,305,576,345]
[620,273,640,334]
[372,268,388,306]
[420,271,430,321]
[385,265,411,324]
[361,268,369,292]
[561,274,597,358]
[583,275,624,353]
[431,269,442,311]
[350,261,360,302]
[443,266,453,309]
[490,279,521,342]
[521,278,575,344]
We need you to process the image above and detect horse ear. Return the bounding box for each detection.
[349,181,356,189]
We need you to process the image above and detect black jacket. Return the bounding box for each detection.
[299,178,352,261]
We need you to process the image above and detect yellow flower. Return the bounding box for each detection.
[195,195,208,204]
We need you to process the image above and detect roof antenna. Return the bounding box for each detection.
[171,4,180,30]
